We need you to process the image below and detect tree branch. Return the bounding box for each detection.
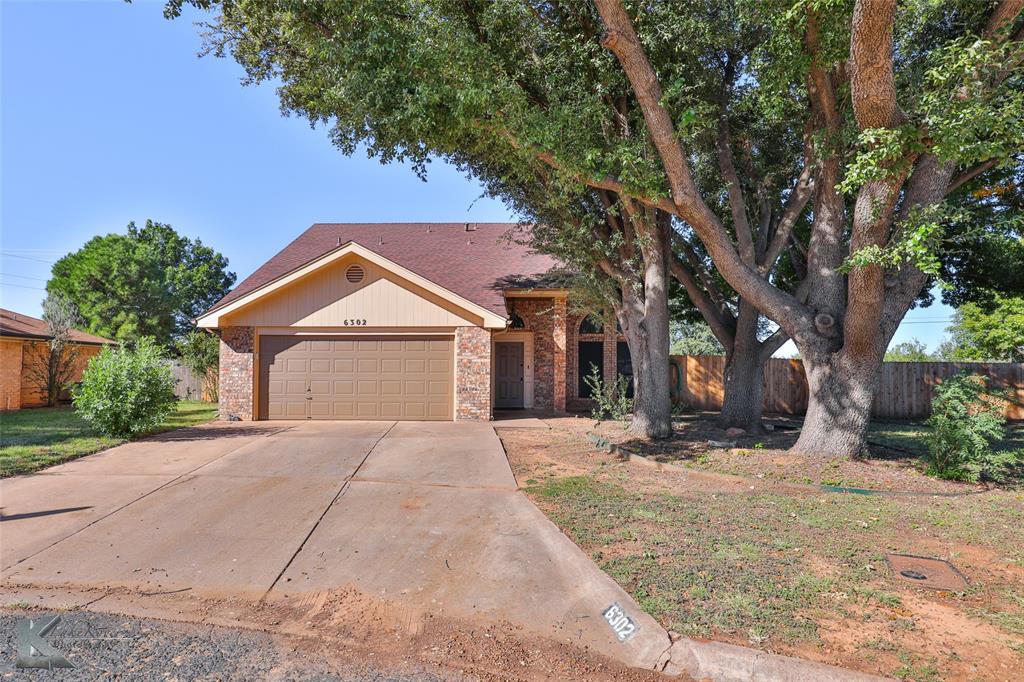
[716,115,756,266]
[985,0,1024,38]
[849,0,904,129]
[668,253,736,352]
[759,158,814,274]
[946,158,1000,195]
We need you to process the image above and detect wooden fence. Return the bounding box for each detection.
[670,355,1024,420]
[168,361,216,402]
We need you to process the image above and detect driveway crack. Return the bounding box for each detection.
[262,422,397,599]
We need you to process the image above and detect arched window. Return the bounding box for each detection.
[509,312,525,329]
[579,315,603,335]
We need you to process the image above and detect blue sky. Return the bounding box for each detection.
[1,0,953,354]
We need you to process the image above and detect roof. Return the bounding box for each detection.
[206,223,564,318]
[0,309,114,345]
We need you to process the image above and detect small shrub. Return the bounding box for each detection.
[175,330,220,401]
[925,374,1016,482]
[73,337,177,438]
[584,365,633,422]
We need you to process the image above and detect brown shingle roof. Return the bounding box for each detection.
[208,223,564,317]
[0,309,114,345]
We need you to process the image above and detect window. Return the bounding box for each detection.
[579,315,603,335]
[509,312,525,329]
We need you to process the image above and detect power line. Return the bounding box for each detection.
[0,282,47,291]
[0,253,55,264]
[0,273,48,282]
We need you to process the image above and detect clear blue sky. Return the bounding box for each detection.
[1,0,953,353]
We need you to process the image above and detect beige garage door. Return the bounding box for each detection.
[259,336,454,420]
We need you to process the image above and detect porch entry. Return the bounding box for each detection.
[494,341,525,409]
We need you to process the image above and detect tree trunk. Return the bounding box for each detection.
[791,350,883,458]
[617,214,673,440]
[719,300,766,432]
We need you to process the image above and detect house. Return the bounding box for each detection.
[198,223,633,421]
[0,309,113,411]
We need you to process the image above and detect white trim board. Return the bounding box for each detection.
[198,242,507,329]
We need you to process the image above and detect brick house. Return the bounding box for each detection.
[0,309,113,411]
[198,223,632,421]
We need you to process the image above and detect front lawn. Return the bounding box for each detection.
[499,419,1024,681]
[0,401,218,477]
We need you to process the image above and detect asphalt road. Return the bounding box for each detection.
[0,610,458,681]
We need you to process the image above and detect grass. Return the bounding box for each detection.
[520,458,1024,677]
[0,401,218,476]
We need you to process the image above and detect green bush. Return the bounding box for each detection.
[925,374,1016,482]
[73,337,177,438]
[584,365,634,422]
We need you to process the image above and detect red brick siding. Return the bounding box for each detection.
[455,326,491,421]
[219,326,254,421]
[0,339,23,411]
[566,311,627,412]
[18,342,103,408]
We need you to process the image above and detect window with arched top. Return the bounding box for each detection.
[509,312,525,329]
[579,316,603,335]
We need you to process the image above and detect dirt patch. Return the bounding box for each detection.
[584,415,1006,494]
[3,582,678,682]
[499,419,1024,681]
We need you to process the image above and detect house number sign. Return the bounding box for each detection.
[602,603,638,642]
[343,319,368,326]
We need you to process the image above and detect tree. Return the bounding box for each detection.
[25,294,82,407]
[884,338,934,361]
[945,296,1024,361]
[175,330,220,401]
[48,221,235,347]
[670,321,725,356]
[170,0,1024,455]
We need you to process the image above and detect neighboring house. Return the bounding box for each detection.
[0,309,113,411]
[198,223,632,421]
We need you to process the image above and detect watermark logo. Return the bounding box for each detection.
[15,615,74,669]
[602,602,638,642]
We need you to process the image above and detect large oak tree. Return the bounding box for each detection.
[171,0,1023,454]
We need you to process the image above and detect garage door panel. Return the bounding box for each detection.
[260,335,454,420]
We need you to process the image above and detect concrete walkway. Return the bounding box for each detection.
[0,420,669,671]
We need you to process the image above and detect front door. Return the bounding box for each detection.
[494,341,525,409]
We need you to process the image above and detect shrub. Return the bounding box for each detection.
[584,365,634,422]
[73,337,177,438]
[924,374,1016,482]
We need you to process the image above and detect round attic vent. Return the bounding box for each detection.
[346,264,365,283]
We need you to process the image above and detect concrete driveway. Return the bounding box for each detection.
[0,421,670,671]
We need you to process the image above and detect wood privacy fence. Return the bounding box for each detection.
[670,355,1024,420]
[168,361,216,402]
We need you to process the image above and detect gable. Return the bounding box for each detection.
[216,253,486,328]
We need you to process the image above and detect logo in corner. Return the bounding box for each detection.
[15,615,74,669]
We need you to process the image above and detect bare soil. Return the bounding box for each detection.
[3,582,677,682]
[499,417,1024,682]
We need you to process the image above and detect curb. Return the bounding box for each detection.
[664,638,889,681]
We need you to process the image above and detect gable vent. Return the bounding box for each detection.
[345,264,365,283]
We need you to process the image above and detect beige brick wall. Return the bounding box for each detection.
[455,326,491,421]
[219,327,254,421]
[0,339,23,411]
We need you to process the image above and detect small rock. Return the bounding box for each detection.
[725,427,746,437]
[708,439,737,448]
[764,423,775,432]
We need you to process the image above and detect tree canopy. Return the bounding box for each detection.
[943,295,1024,361]
[168,0,1024,454]
[48,220,235,346]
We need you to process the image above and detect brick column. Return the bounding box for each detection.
[552,296,567,413]
[455,326,492,421]
[219,327,254,421]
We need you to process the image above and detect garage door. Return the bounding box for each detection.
[259,336,454,420]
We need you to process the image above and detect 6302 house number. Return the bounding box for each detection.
[602,603,638,642]
[343,319,367,326]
